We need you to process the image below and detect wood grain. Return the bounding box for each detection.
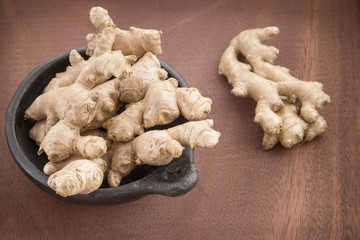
[0,0,359,239]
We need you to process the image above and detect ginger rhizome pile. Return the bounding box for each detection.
[25,6,220,197]
[103,78,212,142]
[25,50,134,162]
[108,120,220,187]
[219,27,330,150]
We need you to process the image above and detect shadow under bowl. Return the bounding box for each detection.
[5,47,198,205]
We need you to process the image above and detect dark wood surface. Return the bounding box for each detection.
[1,0,359,239]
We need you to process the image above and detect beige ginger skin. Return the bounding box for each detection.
[42,6,162,92]
[43,50,86,93]
[29,79,120,158]
[29,120,108,159]
[81,78,122,132]
[25,51,135,161]
[29,119,47,146]
[108,120,221,187]
[219,26,330,149]
[47,158,107,197]
[86,6,162,59]
[42,129,112,176]
[119,51,168,103]
[44,129,112,197]
[103,78,213,142]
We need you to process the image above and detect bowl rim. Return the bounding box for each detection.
[5,47,199,205]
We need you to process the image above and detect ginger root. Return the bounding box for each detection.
[86,6,162,59]
[262,99,308,150]
[29,119,47,146]
[219,27,330,149]
[43,135,112,175]
[47,158,107,197]
[43,50,86,92]
[81,78,122,132]
[103,78,213,142]
[25,50,135,161]
[43,129,112,175]
[108,120,221,187]
[45,129,111,197]
[119,52,168,103]
[26,6,220,197]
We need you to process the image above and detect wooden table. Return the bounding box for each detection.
[1,0,359,239]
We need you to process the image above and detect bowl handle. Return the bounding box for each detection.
[140,147,199,197]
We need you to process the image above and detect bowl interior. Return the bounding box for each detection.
[6,47,197,204]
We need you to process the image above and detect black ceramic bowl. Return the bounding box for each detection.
[6,47,198,205]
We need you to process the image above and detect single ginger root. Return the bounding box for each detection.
[103,78,213,142]
[44,129,112,197]
[43,50,86,93]
[43,129,112,175]
[262,99,307,149]
[218,27,330,149]
[108,120,221,187]
[25,50,135,161]
[48,158,107,197]
[81,78,122,132]
[29,119,47,146]
[119,51,168,103]
[86,6,162,59]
